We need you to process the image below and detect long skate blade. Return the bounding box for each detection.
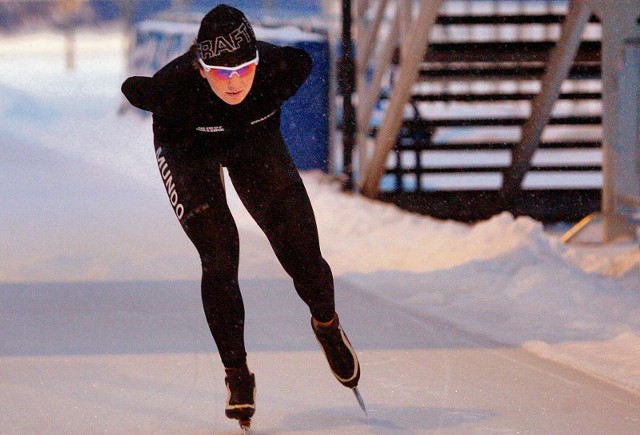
[352,387,368,416]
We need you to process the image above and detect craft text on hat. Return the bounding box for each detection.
[196,4,257,67]
[198,21,252,60]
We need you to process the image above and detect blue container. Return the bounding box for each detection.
[258,30,330,171]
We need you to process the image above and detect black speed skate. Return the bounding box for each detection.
[224,366,256,430]
[311,313,360,388]
[312,313,367,415]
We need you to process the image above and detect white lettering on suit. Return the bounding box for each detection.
[195,110,277,134]
[156,147,184,220]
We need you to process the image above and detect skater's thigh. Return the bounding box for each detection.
[153,140,239,259]
[226,136,308,222]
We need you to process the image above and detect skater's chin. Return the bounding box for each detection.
[223,90,247,104]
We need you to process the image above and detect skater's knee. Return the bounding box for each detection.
[183,202,211,223]
[181,204,239,268]
[200,251,238,279]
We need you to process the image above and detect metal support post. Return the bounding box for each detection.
[341,0,356,191]
[360,0,442,197]
[356,0,403,181]
[563,0,640,243]
[501,0,591,203]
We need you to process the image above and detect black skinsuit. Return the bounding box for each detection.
[122,41,335,368]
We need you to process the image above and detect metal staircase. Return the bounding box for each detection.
[342,0,640,237]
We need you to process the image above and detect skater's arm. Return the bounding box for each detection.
[121,75,190,122]
[121,53,196,121]
[257,41,312,103]
[276,45,312,99]
[121,76,160,113]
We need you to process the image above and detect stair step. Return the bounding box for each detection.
[435,13,600,26]
[393,141,602,151]
[391,41,601,64]
[407,92,602,103]
[385,165,601,174]
[398,115,602,128]
[417,64,600,81]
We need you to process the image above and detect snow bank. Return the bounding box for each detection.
[296,172,640,393]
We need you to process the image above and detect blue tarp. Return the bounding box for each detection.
[91,1,322,23]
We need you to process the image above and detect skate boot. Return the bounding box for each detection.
[224,365,256,428]
[312,313,360,388]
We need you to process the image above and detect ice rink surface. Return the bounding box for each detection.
[2,276,640,434]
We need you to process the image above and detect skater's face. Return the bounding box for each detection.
[199,52,258,105]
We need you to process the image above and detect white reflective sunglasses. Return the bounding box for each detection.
[198,51,259,79]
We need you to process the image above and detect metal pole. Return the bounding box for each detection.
[501,0,591,203]
[361,0,442,197]
[587,0,640,241]
[122,0,134,67]
[356,1,402,179]
[560,0,640,243]
[61,0,80,71]
[340,0,356,191]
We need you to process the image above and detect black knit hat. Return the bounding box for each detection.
[196,4,257,67]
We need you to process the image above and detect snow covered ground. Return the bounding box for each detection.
[1,28,639,433]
